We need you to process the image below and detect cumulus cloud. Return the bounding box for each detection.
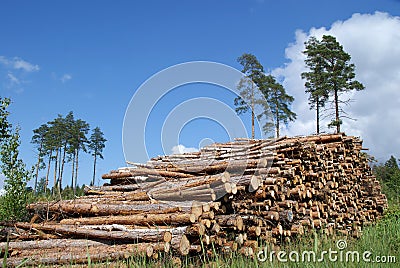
[61,73,72,83]
[171,144,198,154]
[276,12,400,161]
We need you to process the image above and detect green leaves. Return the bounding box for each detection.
[374,156,400,205]
[0,97,31,221]
[0,97,11,141]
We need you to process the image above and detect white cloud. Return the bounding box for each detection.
[7,72,20,84]
[61,73,72,83]
[0,56,39,72]
[276,12,400,161]
[171,144,198,154]
[0,188,5,196]
[13,57,39,72]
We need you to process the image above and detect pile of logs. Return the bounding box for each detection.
[0,133,388,266]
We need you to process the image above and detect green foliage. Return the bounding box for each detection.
[235,53,296,138]
[88,127,107,185]
[31,111,95,195]
[31,124,49,192]
[302,35,364,133]
[260,75,296,138]
[301,36,330,134]
[235,54,269,139]
[0,129,31,221]
[0,97,31,221]
[0,98,11,140]
[373,156,400,204]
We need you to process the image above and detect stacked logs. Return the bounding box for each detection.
[0,133,388,266]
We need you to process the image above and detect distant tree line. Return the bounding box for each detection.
[373,156,400,205]
[31,112,106,196]
[235,34,364,137]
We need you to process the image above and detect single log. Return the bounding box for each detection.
[60,213,193,226]
[0,238,109,251]
[102,168,194,179]
[14,223,187,243]
[27,201,190,216]
[170,234,191,255]
[4,242,167,266]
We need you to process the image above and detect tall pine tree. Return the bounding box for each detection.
[302,35,364,133]
[88,127,106,186]
[261,75,296,138]
[302,36,329,134]
[31,124,49,193]
[235,53,267,139]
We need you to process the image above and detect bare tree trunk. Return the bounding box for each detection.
[334,88,340,133]
[251,84,255,139]
[59,144,67,190]
[71,151,75,190]
[74,148,79,193]
[53,149,59,195]
[316,98,320,134]
[34,142,43,193]
[57,147,62,190]
[92,153,97,186]
[251,110,255,139]
[276,107,280,138]
[45,150,52,194]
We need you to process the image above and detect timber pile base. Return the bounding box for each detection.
[0,133,388,266]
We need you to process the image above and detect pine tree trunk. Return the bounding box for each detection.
[57,147,62,190]
[316,98,320,134]
[53,149,59,195]
[71,150,75,194]
[276,108,280,138]
[75,149,79,192]
[45,150,52,194]
[59,143,67,191]
[92,153,97,186]
[34,142,43,193]
[251,110,255,139]
[334,88,340,133]
[251,83,255,139]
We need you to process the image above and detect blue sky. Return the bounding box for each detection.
[1,0,400,188]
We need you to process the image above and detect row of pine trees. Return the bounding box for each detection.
[31,111,106,195]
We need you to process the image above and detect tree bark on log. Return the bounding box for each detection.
[59,213,193,226]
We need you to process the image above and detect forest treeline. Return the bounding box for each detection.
[0,98,106,221]
[31,112,106,196]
